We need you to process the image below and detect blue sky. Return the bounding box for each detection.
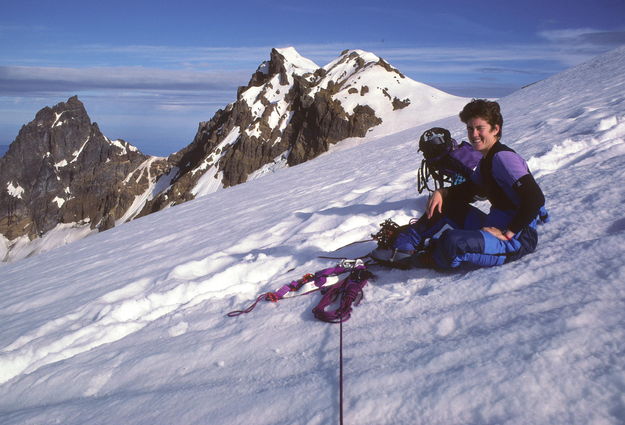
[1,0,624,156]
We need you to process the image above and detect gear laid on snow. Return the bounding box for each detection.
[313,265,373,323]
[227,259,373,323]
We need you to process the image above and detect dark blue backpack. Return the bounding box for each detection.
[417,127,482,193]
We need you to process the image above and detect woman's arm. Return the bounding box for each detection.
[484,173,544,241]
[507,174,545,233]
[426,188,447,219]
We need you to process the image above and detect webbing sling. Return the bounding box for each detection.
[227,260,371,321]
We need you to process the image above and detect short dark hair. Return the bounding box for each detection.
[459,99,503,140]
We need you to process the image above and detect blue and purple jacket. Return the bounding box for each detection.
[452,141,545,233]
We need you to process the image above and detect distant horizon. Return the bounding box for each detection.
[0,45,532,157]
[2,0,624,156]
[0,63,517,158]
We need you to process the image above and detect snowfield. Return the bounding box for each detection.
[1,46,625,425]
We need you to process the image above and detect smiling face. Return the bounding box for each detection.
[466,117,500,156]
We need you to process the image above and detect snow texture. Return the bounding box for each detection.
[1,46,625,425]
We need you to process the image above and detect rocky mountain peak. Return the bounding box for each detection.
[36,94,84,118]
[134,47,469,220]
[241,47,319,97]
[0,96,169,253]
[272,47,319,76]
[27,95,92,157]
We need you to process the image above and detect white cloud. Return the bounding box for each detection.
[537,27,625,65]
[0,65,249,94]
[539,28,625,45]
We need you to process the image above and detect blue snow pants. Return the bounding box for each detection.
[393,200,539,269]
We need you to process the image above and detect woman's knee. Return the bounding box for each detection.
[434,229,486,268]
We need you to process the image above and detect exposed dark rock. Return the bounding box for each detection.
[377,58,406,78]
[0,96,169,241]
[392,97,411,110]
[137,48,387,212]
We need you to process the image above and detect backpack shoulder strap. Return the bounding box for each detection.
[479,142,518,210]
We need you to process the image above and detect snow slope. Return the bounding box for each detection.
[1,46,624,424]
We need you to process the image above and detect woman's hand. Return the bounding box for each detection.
[426,189,446,219]
[483,227,515,241]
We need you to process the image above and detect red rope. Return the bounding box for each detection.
[226,292,275,317]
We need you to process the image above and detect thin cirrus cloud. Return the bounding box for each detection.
[538,28,625,46]
[74,44,277,66]
[0,46,555,97]
[536,28,625,64]
[0,65,250,95]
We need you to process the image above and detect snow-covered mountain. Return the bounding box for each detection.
[1,45,624,425]
[138,47,468,212]
[1,48,467,263]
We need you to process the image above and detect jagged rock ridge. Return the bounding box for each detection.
[136,47,428,214]
[0,96,169,246]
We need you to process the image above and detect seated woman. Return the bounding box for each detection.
[372,99,548,269]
